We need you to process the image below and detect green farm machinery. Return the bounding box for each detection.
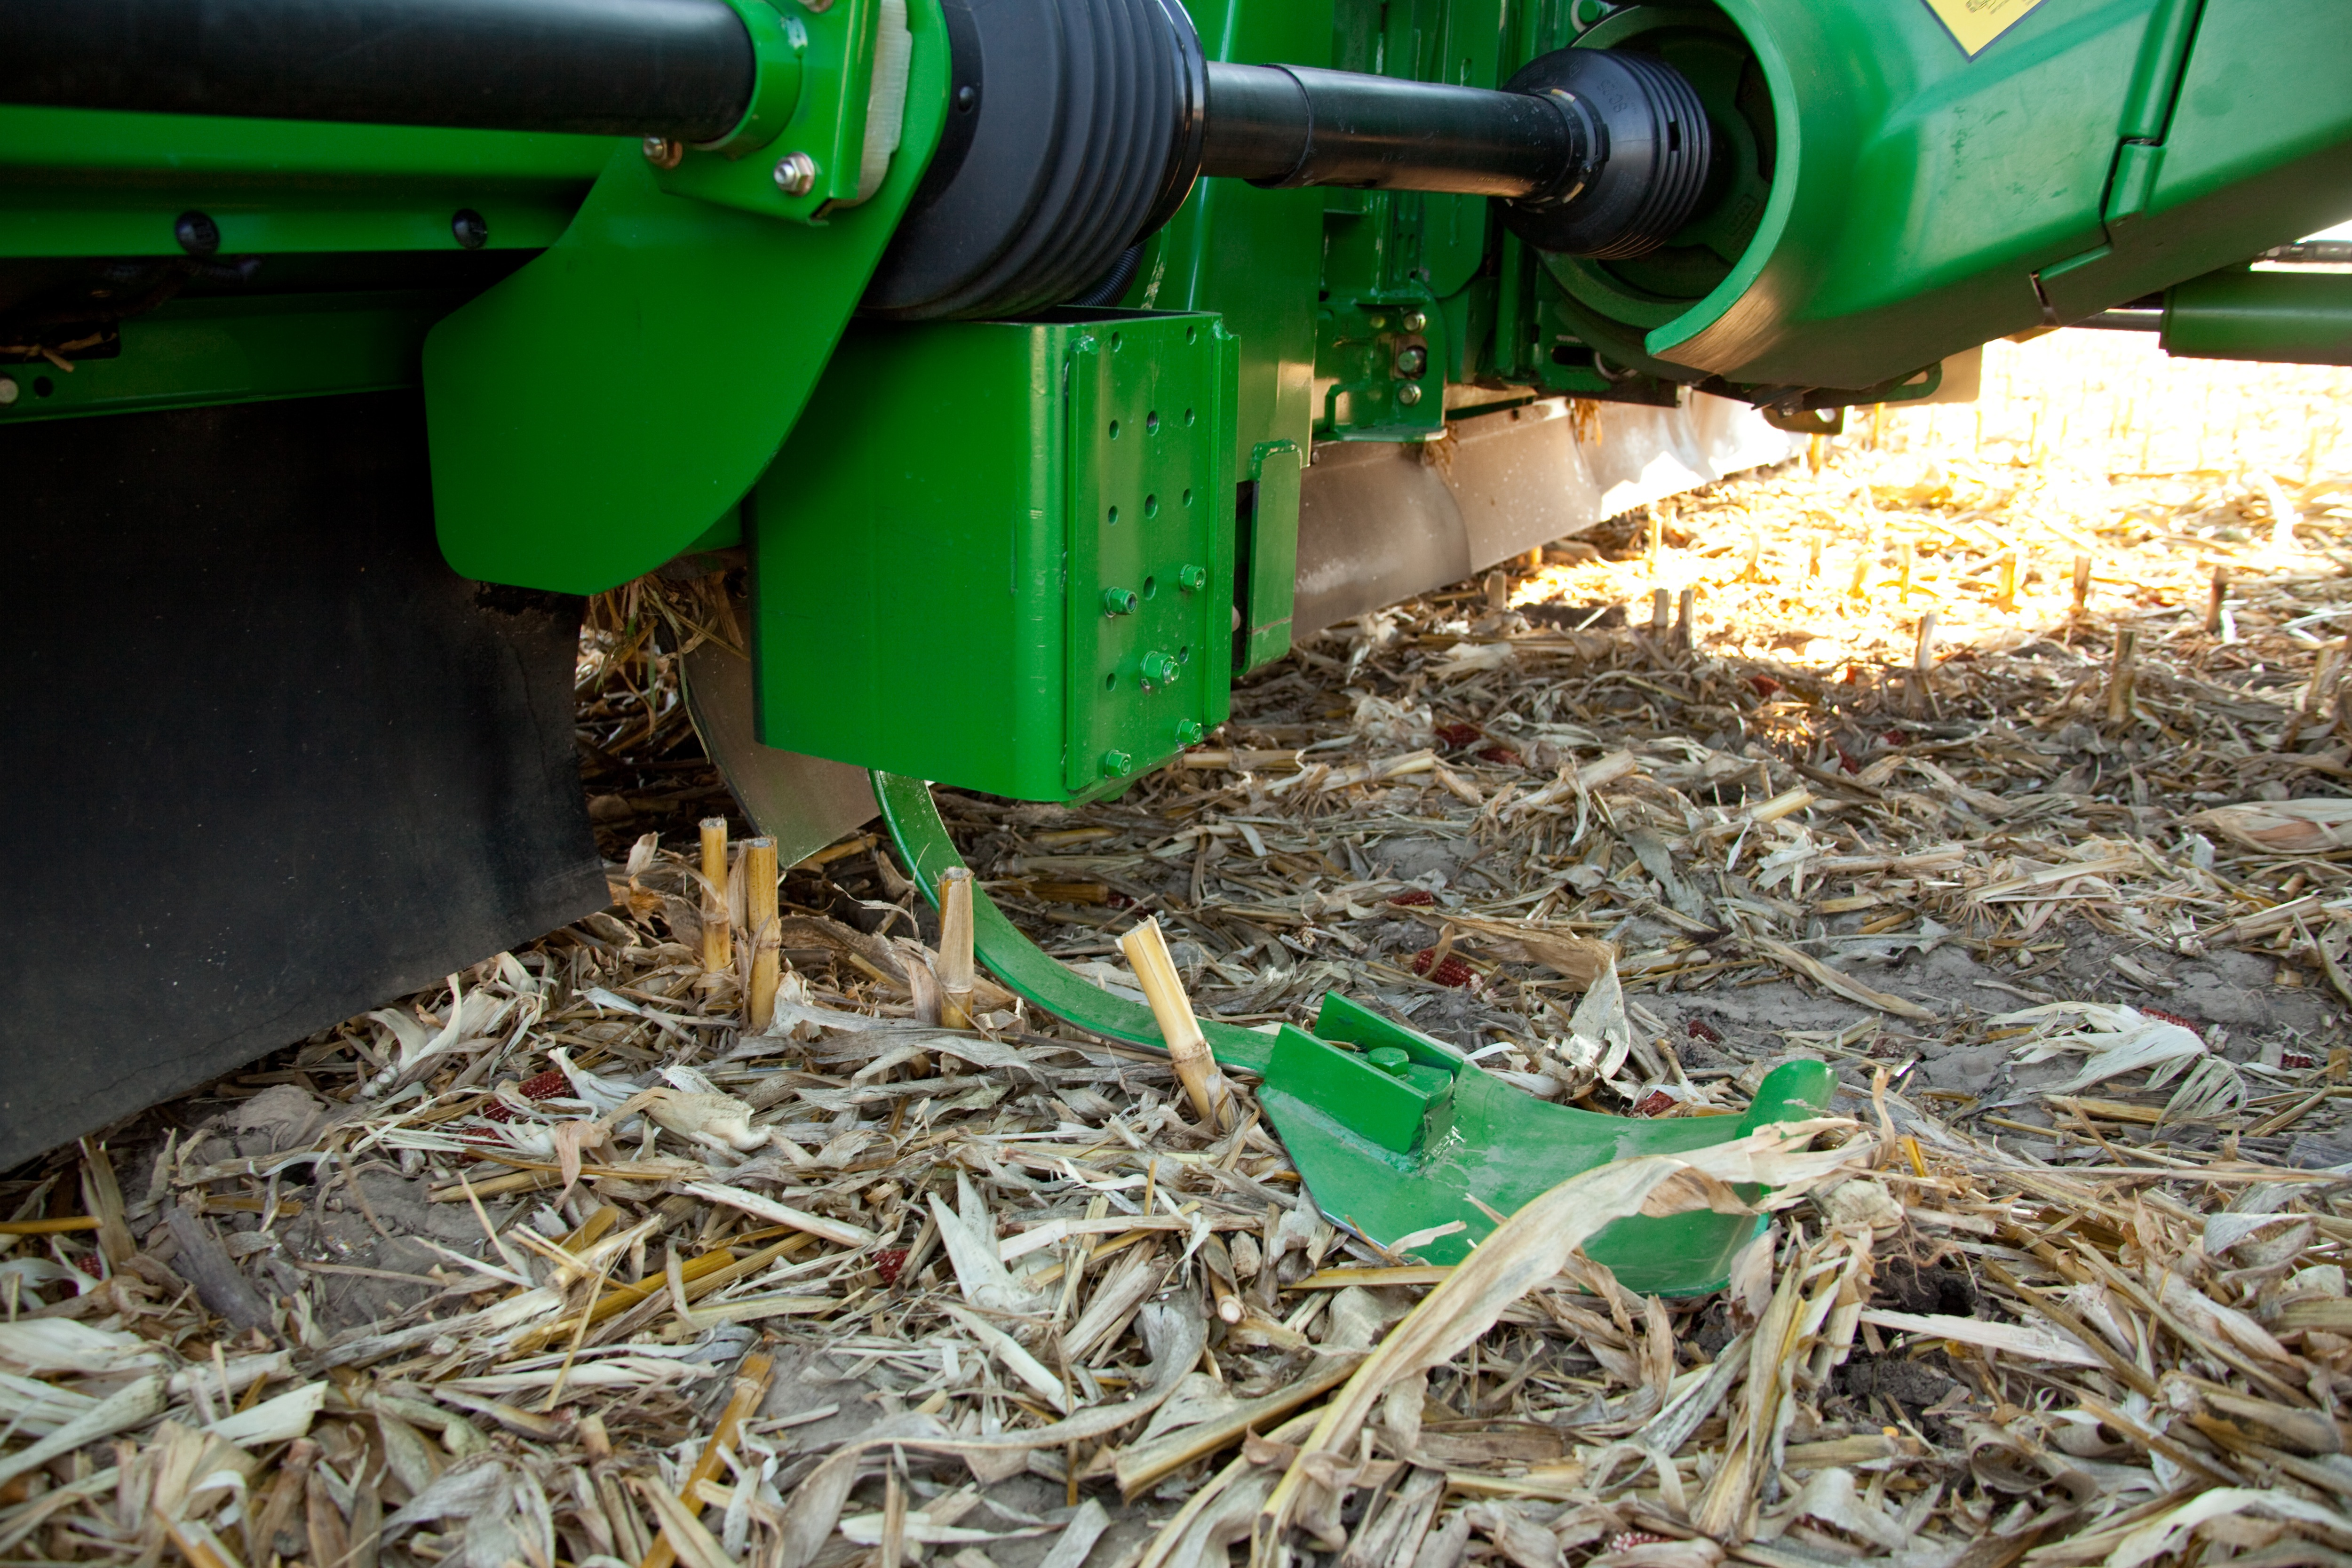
[2,0,2347,1274]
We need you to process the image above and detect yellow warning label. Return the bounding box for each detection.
[1922,0,2046,56]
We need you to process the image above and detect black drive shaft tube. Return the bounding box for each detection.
[1199,61,1588,200]
[0,0,755,139]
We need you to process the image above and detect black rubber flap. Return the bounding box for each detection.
[0,391,605,1169]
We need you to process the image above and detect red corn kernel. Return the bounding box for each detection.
[1409,948,1475,987]
[520,1069,570,1100]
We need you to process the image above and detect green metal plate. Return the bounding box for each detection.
[0,293,442,423]
[423,0,951,596]
[1063,317,1239,793]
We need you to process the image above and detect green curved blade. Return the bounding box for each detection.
[871,771,1272,1075]
[871,770,1836,1294]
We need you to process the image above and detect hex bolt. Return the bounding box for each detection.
[1367,1046,1411,1078]
[773,152,819,195]
[1101,586,1139,615]
[642,136,685,169]
[1177,564,1208,591]
[1397,383,1424,406]
[1396,345,1428,377]
[451,208,489,250]
[1141,651,1180,685]
[174,210,220,257]
[1174,719,1204,747]
[1403,311,1428,333]
[1100,749,1134,778]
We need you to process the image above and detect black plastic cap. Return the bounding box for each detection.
[1500,48,1713,261]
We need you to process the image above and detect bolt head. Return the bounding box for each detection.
[1141,651,1180,686]
[0,376,16,406]
[1101,749,1133,778]
[174,210,220,257]
[1397,383,1423,407]
[451,208,489,250]
[1177,564,1207,591]
[1396,345,1428,377]
[1368,1046,1411,1078]
[773,151,819,195]
[642,136,685,169]
[1101,587,1138,615]
[1403,311,1427,333]
[1174,720,1204,747]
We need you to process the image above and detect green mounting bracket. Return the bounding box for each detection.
[1314,294,1447,441]
[653,0,909,223]
[754,311,1237,802]
[872,772,1837,1296]
[424,0,947,595]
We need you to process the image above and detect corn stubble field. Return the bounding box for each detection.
[5,334,2352,1568]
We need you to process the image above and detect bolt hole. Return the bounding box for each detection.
[1183,407,1195,425]
[1144,576,1157,599]
[1108,419,1120,439]
[1185,325,1198,343]
[1179,645,1191,662]
[1146,411,1159,434]
[1182,487,1193,507]
[33,376,54,398]
[1104,672,1117,690]
[1144,494,1158,517]
[1107,504,1119,524]
[1110,331,1122,352]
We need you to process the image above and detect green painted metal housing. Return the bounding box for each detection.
[1559,0,2352,391]
[753,312,1239,802]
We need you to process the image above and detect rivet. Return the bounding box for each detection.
[773,151,819,195]
[0,376,16,406]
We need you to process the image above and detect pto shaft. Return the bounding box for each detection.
[0,0,753,139]
[1199,62,1584,200]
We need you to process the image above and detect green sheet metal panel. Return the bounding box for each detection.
[2042,0,2352,321]
[423,0,952,596]
[751,311,1235,802]
[0,104,607,259]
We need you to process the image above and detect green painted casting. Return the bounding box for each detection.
[873,770,1838,1296]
